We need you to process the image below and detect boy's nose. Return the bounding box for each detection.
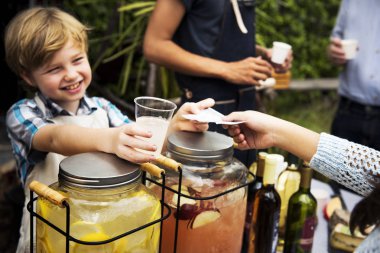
[64,68,78,81]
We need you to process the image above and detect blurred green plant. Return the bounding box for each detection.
[263,89,338,158]
[62,0,342,103]
[256,0,341,78]
[63,0,179,106]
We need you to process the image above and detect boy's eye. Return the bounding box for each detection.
[47,67,60,73]
[74,57,84,63]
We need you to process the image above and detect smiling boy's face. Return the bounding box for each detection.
[22,39,92,113]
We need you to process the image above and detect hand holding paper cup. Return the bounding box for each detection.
[341,39,358,60]
[134,96,177,157]
[271,41,292,64]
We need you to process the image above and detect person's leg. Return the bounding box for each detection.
[331,100,365,144]
[364,112,380,151]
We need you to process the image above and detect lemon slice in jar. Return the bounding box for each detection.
[36,198,51,218]
[36,190,68,226]
[70,221,104,239]
[70,221,115,253]
[36,198,55,239]
[37,239,54,253]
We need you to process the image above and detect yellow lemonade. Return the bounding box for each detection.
[36,185,161,253]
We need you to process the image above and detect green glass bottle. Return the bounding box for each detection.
[276,163,301,249]
[249,154,281,253]
[283,162,317,253]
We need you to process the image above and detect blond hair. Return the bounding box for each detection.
[5,7,90,76]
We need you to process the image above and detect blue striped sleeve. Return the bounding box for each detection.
[6,99,50,184]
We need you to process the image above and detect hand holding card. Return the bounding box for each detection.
[182,108,246,125]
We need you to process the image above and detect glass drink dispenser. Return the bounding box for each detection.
[30,152,162,253]
[156,131,248,253]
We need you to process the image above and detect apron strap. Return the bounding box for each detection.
[34,94,47,118]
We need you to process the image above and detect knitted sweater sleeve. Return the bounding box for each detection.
[309,133,380,196]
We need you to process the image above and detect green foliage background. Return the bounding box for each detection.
[256,0,341,78]
[253,0,342,134]
[60,0,342,133]
[61,0,342,98]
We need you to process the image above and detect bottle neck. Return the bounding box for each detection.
[256,154,266,177]
[299,166,313,190]
[264,183,275,190]
[255,175,263,181]
[298,186,311,193]
[287,163,298,172]
[263,154,278,186]
[263,173,275,186]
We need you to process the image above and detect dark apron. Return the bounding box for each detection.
[177,0,257,167]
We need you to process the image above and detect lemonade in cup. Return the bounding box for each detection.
[134,96,177,157]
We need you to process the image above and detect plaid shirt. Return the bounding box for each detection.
[6,92,131,185]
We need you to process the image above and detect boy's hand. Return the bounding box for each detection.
[169,98,215,132]
[107,123,157,164]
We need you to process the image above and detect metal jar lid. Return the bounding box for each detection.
[167,131,234,161]
[59,152,141,189]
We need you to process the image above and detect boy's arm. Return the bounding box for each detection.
[32,124,157,163]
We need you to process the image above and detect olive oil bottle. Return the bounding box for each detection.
[276,163,301,249]
[249,154,281,253]
[283,162,317,253]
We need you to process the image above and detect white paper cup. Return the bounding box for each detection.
[271,41,292,64]
[341,39,358,59]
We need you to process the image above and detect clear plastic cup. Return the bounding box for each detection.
[271,41,292,64]
[134,96,177,157]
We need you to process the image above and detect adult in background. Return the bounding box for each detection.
[143,0,292,167]
[328,0,380,150]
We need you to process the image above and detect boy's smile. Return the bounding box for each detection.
[23,40,92,114]
[62,82,81,91]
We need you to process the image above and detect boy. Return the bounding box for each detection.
[4,7,214,252]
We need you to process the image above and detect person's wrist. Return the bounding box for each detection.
[98,128,113,153]
[168,116,179,133]
[256,46,270,60]
[270,118,291,150]
[260,48,268,58]
[215,61,230,81]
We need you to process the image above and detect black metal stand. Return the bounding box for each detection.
[146,167,255,253]
[28,169,254,253]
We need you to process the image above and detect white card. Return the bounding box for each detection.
[256,77,276,90]
[182,108,246,125]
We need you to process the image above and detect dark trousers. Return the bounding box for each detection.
[331,96,380,151]
[181,87,257,168]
